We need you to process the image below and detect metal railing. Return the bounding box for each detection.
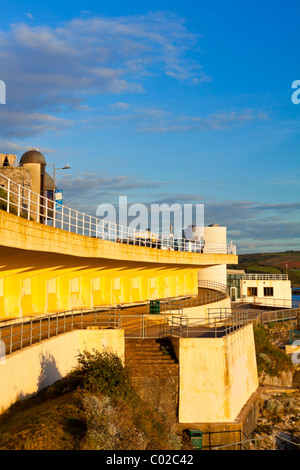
[0,307,121,355]
[197,280,228,293]
[255,308,299,325]
[1,305,298,354]
[208,307,299,326]
[0,173,236,255]
[168,311,250,338]
[240,296,292,308]
[160,281,228,315]
[119,314,169,339]
[0,281,230,353]
[241,274,288,280]
[212,432,300,450]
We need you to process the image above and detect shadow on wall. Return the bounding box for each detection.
[16,352,63,402]
[37,352,62,391]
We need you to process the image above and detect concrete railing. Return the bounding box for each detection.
[0,173,236,255]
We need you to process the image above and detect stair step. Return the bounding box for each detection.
[124,338,178,376]
[125,350,174,356]
[125,359,176,367]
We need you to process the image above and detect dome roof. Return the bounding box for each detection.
[20,149,46,165]
[44,172,55,191]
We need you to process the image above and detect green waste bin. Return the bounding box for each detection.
[149,300,160,314]
[186,429,202,450]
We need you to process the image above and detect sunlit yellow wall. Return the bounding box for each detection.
[170,324,259,423]
[0,211,237,318]
[0,328,124,413]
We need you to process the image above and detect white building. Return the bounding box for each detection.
[227,269,292,308]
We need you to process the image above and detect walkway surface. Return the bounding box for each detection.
[0,288,227,355]
[3,293,294,356]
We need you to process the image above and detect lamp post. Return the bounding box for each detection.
[53,163,71,201]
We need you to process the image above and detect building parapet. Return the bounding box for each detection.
[0,173,236,256]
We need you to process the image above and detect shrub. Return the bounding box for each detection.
[253,324,294,376]
[52,349,134,399]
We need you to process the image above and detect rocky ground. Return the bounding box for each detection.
[250,388,300,450]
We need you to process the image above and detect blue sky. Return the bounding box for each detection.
[0,0,299,253]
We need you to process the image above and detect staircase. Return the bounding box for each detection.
[125,338,178,377]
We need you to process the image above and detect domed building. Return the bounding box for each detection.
[19,149,46,166]
[0,148,55,222]
[19,149,47,203]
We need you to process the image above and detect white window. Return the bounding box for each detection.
[70,277,79,293]
[47,278,57,294]
[114,277,121,290]
[22,278,31,295]
[92,277,100,291]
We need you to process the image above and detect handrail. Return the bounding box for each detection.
[198,280,228,293]
[212,432,300,450]
[0,173,236,255]
[241,274,288,280]
[0,306,121,355]
[1,302,298,355]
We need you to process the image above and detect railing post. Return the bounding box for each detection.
[38,194,40,223]
[17,184,21,217]
[53,195,56,228]
[7,179,10,213]
[10,325,12,354]
[45,196,48,223]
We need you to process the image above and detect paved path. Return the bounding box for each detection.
[0,288,228,354]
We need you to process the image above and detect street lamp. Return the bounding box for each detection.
[53,163,71,201]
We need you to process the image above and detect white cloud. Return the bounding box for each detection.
[0,12,203,108]
[85,105,269,133]
[0,11,209,139]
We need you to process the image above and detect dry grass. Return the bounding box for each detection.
[0,350,184,450]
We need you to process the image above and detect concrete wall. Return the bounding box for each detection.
[204,226,227,244]
[240,279,292,307]
[170,324,259,423]
[0,328,124,414]
[197,227,228,286]
[197,265,227,287]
